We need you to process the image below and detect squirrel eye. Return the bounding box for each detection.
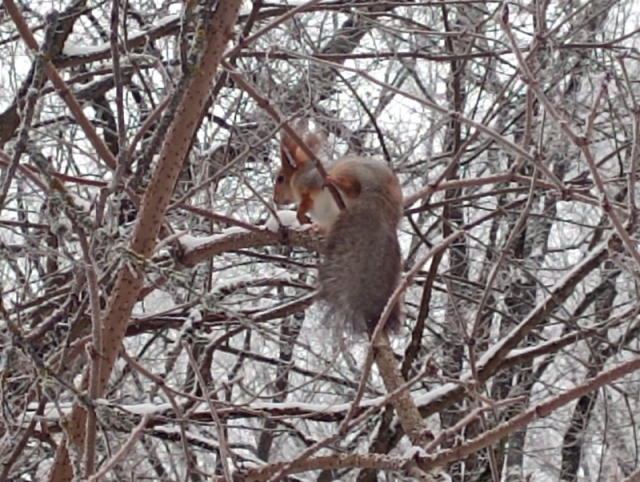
[276,174,285,184]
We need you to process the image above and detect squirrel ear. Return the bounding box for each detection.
[281,118,326,169]
[279,139,297,173]
[280,126,309,171]
[303,130,326,155]
[291,117,310,132]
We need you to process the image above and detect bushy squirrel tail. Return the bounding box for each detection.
[318,177,403,335]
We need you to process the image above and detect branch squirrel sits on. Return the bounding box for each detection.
[273,119,404,335]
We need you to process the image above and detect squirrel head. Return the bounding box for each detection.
[273,119,326,205]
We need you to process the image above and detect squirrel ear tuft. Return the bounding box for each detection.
[280,119,308,169]
[279,135,300,171]
[303,130,327,155]
[280,118,327,169]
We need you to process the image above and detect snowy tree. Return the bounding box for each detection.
[1,0,640,481]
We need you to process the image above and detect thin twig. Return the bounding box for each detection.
[267,364,435,482]
[75,228,102,477]
[279,50,568,193]
[341,230,465,443]
[3,0,118,171]
[86,413,152,482]
[121,350,197,477]
[221,60,346,211]
[183,342,233,482]
[500,9,640,269]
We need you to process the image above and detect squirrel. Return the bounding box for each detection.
[273,118,340,230]
[273,120,404,335]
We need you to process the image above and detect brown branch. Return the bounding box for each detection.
[499,11,640,269]
[221,60,345,210]
[74,230,102,477]
[120,350,196,475]
[3,1,118,171]
[232,355,640,481]
[177,226,324,267]
[86,414,151,482]
[415,355,640,472]
[183,342,233,482]
[46,1,244,480]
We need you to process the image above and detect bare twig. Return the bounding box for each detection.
[500,10,640,269]
[3,0,118,171]
[183,342,233,482]
[86,413,152,482]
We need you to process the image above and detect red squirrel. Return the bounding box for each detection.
[273,119,339,229]
[273,120,404,335]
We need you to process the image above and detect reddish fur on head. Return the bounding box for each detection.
[273,119,327,225]
[272,119,405,337]
[273,122,305,206]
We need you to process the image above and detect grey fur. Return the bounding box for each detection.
[318,186,402,336]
